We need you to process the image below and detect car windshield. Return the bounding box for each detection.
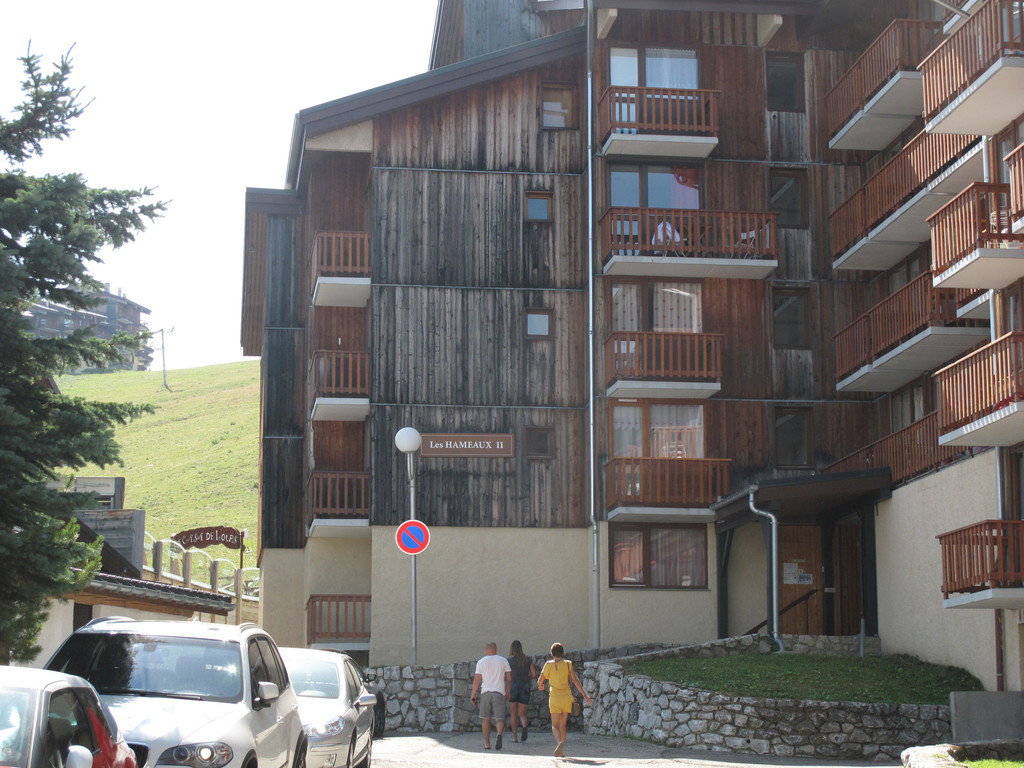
[283,659,341,699]
[48,634,244,703]
[0,687,36,768]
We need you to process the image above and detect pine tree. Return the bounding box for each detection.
[0,48,164,662]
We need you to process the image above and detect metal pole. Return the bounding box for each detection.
[748,491,785,653]
[160,328,171,392]
[408,452,417,665]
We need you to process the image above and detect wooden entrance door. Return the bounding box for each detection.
[778,526,823,635]
[832,517,863,635]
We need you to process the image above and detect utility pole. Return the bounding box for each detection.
[154,327,174,391]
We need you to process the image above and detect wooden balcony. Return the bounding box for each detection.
[834,273,989,392]
[598,87,719,159]
[936,331,1024,445]
[938,520,1024,608]
[831,131,982,271]
[311,232,372,307]
[605,331,722,399]
[930,182,1024,290]
[311,350,370,421]
[827,19,942,150]
[1007,142,1024,232]
[307,594,371,644]
[921,0,1024,135]
[824,412,963,486]
[601,207,777,279]
[605,457,730,519]
[306,471,370,536]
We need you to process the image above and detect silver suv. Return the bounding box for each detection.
[46,618,305,768]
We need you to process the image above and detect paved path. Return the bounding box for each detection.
[371,732,900,768]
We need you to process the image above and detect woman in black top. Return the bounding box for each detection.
[507,640,536,743]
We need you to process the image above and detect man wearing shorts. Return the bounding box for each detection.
[470,642,512,750]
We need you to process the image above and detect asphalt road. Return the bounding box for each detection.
[370,732,901,768]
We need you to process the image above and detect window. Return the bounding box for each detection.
[525,309,553,339]
[524,427,554,459]
[256,637,289,691]
[772,289,809,348]
[610,523,707,588]
[886,251,928,294]
[610,280,702,333]
[766,53,804,112]
[890,381,927,432]
[609,46,698,89]
[525,192,552,221]
[541,85,576,129]
[45,689,96,764]
[612,402,703,458]
[769,169,806,228]
[775,408,812,467]
[610,164,701,210]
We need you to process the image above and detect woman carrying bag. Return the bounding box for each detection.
[536,642,591,757]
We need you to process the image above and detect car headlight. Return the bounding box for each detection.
[302,718,344,738]
[157,743,234,768]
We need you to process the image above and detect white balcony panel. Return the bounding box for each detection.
[607,380,721,400]
[311,398,371,422]
[833,237,921,272]
[933,247,1024,290]
[943,588,1024,609]
[1014,216,1023,235]
[607,506,715,524]
[837,326,991,393]
[602,133,718,160]
[604,255,777,279]
[943,0,984,35]
[939,402,1024,446]
[313,277,371,308]
[957,290,993,320]
[308,518,371,538]
[828,72,924,152]
[925,57,1024,136]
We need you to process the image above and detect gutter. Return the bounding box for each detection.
[747,490,785,653]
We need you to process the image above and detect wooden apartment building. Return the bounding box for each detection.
[241,0,1024,689]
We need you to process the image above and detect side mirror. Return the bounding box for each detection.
[255,681,280,708]
[66,745,94,768]
[356,693,378,709]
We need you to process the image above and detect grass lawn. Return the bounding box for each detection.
[57,361,259,566]
[624,653,983,705]
[965,762,1024,768]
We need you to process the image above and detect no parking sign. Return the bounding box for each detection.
[396,520,430,555]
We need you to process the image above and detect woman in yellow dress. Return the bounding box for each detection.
[536,642,591,757]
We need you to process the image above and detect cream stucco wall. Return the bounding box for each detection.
[875,451,1001,689]
[725,523,768,637]
[369,526,591,666]
[259,548,307,648]
[598,522,718,648]
[305,537,372,596]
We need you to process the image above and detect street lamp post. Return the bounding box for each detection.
[394,427,422,665]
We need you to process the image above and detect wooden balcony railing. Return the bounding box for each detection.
[826,19,943,138]
[834,273,967,379]
[929,182,1024,276]
[605,331,723,383]
[936,331,1024,434]
[602,207,777,261]
[921,0,1024,120]
[312,350,370,398]
[307,594,371,643]
[307,471,370,528]
[597,87,719,140]
[938,519,1024,597]
[314,231,371,279]
[605,457,730,509]
[1007,142,1024,223]
[824,412,963,486]
[831,131,978,258]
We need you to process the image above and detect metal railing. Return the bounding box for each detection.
[605,457,730,509]
[938,519,1024,596]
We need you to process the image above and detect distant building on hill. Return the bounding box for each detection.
[24,285,153,372]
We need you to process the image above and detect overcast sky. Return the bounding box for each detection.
[2,1,438,369]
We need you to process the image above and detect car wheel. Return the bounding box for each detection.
[354,734,371,768]
[292,739,307,768]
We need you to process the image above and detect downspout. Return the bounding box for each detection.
[749,490,785,653]
[585,0,601,649]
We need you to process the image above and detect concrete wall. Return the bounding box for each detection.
[725,522,768,637]
[305,536,372,595]
[875,451,999,689]
[598,522,719,648]
[259,548,307,648]
[369,526,591,666]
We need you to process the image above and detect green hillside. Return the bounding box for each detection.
[57,361,260,567]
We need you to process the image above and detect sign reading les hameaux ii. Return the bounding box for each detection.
[172,526,244,550]
[420,433,514,457]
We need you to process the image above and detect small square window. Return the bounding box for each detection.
[769,169,806,228]
[773,289,809,348]
[766,54,804,112]
[525,192,552,222]
[542,85,576,129]
[775,408,812,468]
[524,427,554,459]
[525,309,552,339]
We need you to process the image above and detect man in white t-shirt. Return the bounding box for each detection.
[470,642,512,750]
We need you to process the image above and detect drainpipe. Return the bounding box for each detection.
[585,0,600,650]
[748,490,785,653]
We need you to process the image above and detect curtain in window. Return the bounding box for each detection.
[647,166,699,209]
[611,283,641,331]
[650,527,706,587]
[611,528,644,584]
[645,48,697,89]
[610,47,639,87]
[613,406,643,457]
[650,404,703,458]
[652,282,701,332]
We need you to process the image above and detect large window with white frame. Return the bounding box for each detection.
[610,523,708,588]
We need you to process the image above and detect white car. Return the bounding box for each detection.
[277,649,374,768]
[45,618,305,768]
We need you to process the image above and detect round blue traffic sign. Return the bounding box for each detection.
[396,520,430,555]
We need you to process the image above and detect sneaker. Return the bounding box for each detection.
[495,734,503,751]
[521,725,528,742]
